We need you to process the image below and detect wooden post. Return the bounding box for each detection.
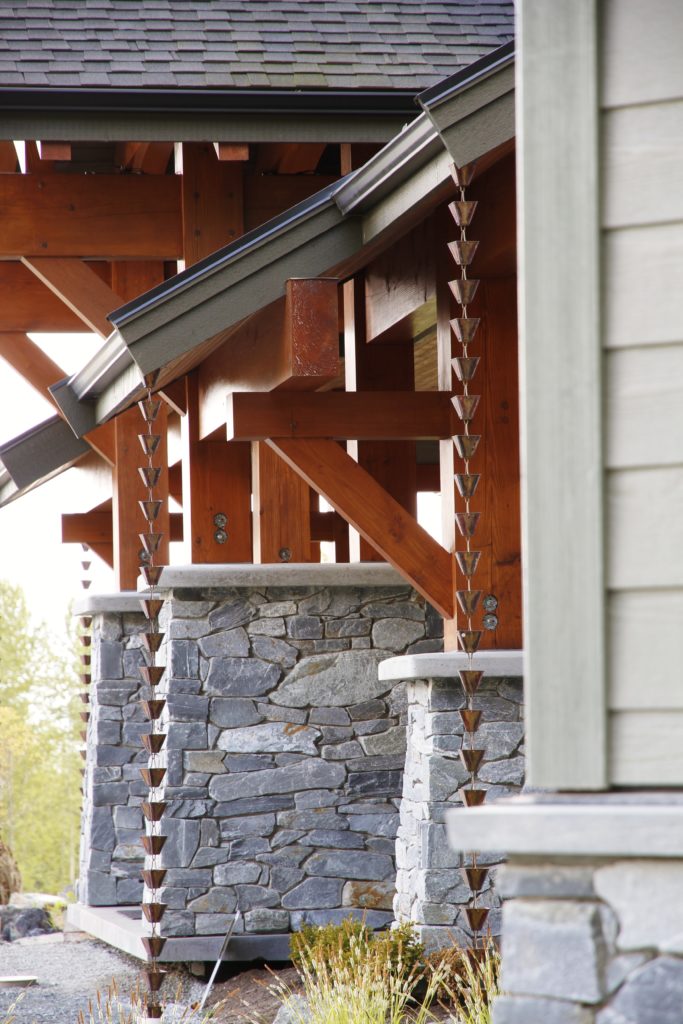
[252,442,312,564]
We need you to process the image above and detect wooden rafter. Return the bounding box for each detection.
[22,258,122,337]
[213,143,250,161]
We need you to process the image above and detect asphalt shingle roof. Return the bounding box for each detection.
[0,1,513,91]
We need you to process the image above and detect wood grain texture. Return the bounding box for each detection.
[608,589,683,710]
[22,257,121,337]
[607,466,683,590]
[0,263,85,331]
[179,142,244,264]
[267,437,454,618]
[517,0,606,788]
[610,711,683,785]
[605,343,683,469]
[364,217,435,342]
[602,0,683,109]
[244,173,337,232]
[253,441,312,564]
[603,223,683,348]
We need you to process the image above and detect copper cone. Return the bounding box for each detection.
[452,356,480,383]
[143,370,161,390]
[140,532,163,555]
[142,902,166,924]
[141,834,167,856]
[456,589,482,616]
[466,907,490,931]
[455,473,480,499]
[79,673,91,686]
[467,947,489,965]
[144,968,166,993]
[464,867,489,893]
[140,665,165,687]
[459,669,484,695]
[79,711,90,723]
[460,709,482,732]
[140,767,166,787]
[141,631,164,653]
[80,730,87,742]
[140,598,164,620]
[455,512,480,538]
[449,278,480,306]
[81,560,91,571]
[80,749,87,760]
[139,500,163,523]
[145,1005,163,1020]
[79,654,91,667]
[141,733,166,755]
[141,565,163,587]
[141,699,166,721]
[139,466,162,490]
[141,801,167,822]
[79,616,92,629]
[453,434,481,460]
[138,397,161,423]
[448,239,479,267]
[142,935,167,959]
[138,433,161,457]
[458,629,482,654]
[80,579,92,590]
[456,550,481,577]
[451,317,481,345]
[450,162,477,187]
[461,788,487,807]
[448,199,478,226]
[460,748,485,773]
[142,869,167,889]
[452,394,480,422]
[81,635,92,648]
[79,693,90,704]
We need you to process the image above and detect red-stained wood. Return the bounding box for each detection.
[179,142,244,264]
[181,371,252,563]
[37,141,71,161]
[22,257,122,337]
[252,441,312,564]
[198,278,340,439]
[0,142,18,172]
[243,173,337,231]
[227,391,453,440]
[268,437,454,617]
[213,143,250,162]
[0,263,92,331]
[364,217,436,343]
[255,144,327,175]
[115,142,174,175]
[0,173,182,259]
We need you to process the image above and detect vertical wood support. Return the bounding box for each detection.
[252,442,312,563]
[182,371,251,563]
[113,405,170,590]
[178,142,244,265]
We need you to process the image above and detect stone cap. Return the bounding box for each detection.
[378,649,524,681]
[446,793,683,858]
[145,562,406,590]
[73,593,143,615]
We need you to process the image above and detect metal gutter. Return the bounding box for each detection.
[0,415,89,504]
[418,41,515,111]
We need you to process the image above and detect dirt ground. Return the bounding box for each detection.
[206,964,303,1024]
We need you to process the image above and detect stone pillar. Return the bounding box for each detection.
[446,795,683,1024]
[380,651,524,951]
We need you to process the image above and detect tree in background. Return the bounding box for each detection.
[0,580,81,895]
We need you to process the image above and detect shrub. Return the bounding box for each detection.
[291,917,424,986]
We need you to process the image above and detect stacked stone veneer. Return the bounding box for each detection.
[395,675,524,951]
[79,582,446,936]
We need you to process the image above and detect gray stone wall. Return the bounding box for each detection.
[395,676,524,951]
[78,610,148,906]
[494,857,683,1024]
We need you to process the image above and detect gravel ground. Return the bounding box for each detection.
[0,934,203,1023]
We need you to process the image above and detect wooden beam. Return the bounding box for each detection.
[115,142,174,175]
[213,143,250,161]
[37,141,71,161]
[198,278,340,439]
[179,142,244,264]
[181,371,252,563]
[255,143,326,175]
[0,173,182,258]
[0,142,18,172]
[267,437,454,617]
[227,391,453,440]
[22,258,122,337]
[244,173,337,231]
[112,405,170,591]
[0,263,85,331]
[364,216,436,342]
[62,509,182,545]
[253,441,312,564]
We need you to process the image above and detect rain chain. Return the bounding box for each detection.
[137,371,168,1018]
[78,546,92,795]
[448,162,490,957]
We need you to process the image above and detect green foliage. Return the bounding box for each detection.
[291,917,424,985]
[436,942,501,1024]
[0,580,82,895]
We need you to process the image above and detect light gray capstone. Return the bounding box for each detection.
[217,722,321,755]
[501,900,609,1004]
[498,863,597,901]
[272,651,388,707]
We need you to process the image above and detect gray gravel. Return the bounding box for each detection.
[0,934,203,1023]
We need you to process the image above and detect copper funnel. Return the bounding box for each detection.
[79,693,90,704]
[79,711,90,723]
[140,767,166,788]
[453,434,481,460]
[141,565,163,587]
[464,867,489,893]
[141,801,167,822]
[449,278,480,307]
[79,654,91,667]
[448,199,478,226]
[79,672,91,686]
[140,665,165,687]
[139,500,163,523]
[448,239,479,267]
[144,1005,163,1020]
[141,699,166,721]
[141,834,167,856]
[140,532,163,556]
[79,616,92,629]
[138,397,161,423]
[80,730,87,742]
[144,369,161,390]
[460,709,482,733]
[140,598,164,620]
[142,869,167,889]
[141,632,164,653]
[460,748,485,773]
[451,317,481,345]
[81,635,92,648]
[142,902,166,925]
[452,394,480,422]
[452,356,480,383]
[144,969,166,993]
[461,788,487,807]
[459,669,484,695]
[139,466,162,490]
[456,551,481,577]
[466,907,490,931]
[80,749,87,760]
[141,733,166,755]
[142,935,167,959]
[455,473,480,499]
[456,590,482,616]
[458,630,482,654]
[450,162,477,187]
[81,560,91,571]
[455,512,480,538]
[138,433,161,457]
[81,579,92,590]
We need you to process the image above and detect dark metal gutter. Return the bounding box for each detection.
[418,41,515,111]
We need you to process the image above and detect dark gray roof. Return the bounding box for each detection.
[0,1,513,92]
